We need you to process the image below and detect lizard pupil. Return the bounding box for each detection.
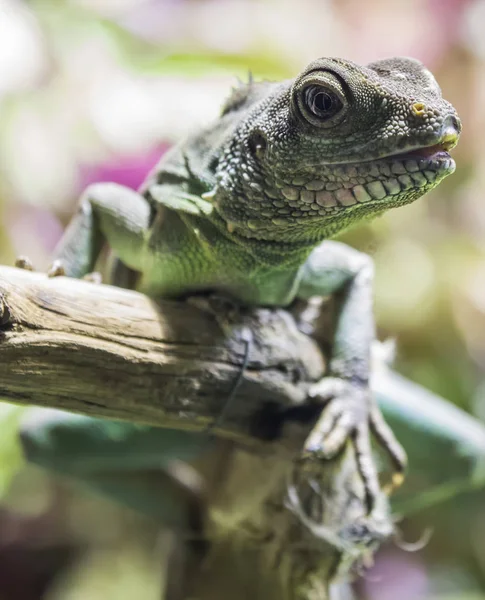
[304,85,343,120]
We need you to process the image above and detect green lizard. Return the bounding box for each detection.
[22,56,461,514]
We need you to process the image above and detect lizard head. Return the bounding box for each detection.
[213,57,461,243]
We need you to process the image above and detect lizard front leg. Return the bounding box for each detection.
[297,241,407,512]
[49,183,152,278]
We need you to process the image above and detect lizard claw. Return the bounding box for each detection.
[47,259,66,278]
[15,256,35,271]
[17,257,102,284]
[302,377,406,513]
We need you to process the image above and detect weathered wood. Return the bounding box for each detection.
[0,264,393,600]
[183,439,392,600]
[0,265,324,449]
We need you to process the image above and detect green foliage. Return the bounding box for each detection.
[0,403,26,498]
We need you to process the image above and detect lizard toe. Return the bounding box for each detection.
[353,423,380,514]
[303,406,355,460]
[369,401,407,494]
[15,256,35,271]
[47,259,66,278]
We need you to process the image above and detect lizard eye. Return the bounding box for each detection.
[303,85,343,121]
[293,72,348,129]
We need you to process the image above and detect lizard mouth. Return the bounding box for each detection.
[218,138,458,242]
[268,141,456,220]
[387,141,453,162]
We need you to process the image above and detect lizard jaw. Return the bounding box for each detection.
[214,131,459,243]
[215,151,456,243]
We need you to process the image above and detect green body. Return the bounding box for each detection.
[19,56,470,519]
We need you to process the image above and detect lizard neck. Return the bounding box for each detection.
[203,211,317,269]
[144,209,311,306]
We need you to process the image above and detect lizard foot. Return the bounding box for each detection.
[15,256,35,271]
[302,377,407,513]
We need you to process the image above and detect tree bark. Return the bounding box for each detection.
[0,265,325,449]
[0,265,393,599]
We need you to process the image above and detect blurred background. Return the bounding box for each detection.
[0,0,484,598]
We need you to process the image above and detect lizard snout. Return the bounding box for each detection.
[439,114,461,151]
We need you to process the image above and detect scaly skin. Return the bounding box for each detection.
[41,56,460,514]
[115,57,458,304]
[211,57,458,242]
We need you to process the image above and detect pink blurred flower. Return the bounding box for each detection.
[336,0,470,65]
[78,146,168,192]
[360,549,429,600]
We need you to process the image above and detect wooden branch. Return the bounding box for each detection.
[0,265,325,450]
[0,264,393,600]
